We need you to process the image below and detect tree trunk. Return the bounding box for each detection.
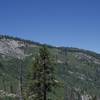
[43,87,47,100]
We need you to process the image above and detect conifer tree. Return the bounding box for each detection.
[27,45,56,100]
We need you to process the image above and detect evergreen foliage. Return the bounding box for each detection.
[27,45,56,100]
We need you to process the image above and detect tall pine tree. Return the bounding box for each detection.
[27,45,56,100]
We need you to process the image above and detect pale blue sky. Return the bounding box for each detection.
[0,0,100,53]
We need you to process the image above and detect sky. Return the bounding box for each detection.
[0,0,100,53]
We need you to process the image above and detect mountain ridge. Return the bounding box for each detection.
[0,34,100,100]
[0,34,100,57]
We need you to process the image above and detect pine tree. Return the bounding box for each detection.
[27,45,56,100]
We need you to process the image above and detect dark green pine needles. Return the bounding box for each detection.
[27,45,57,100]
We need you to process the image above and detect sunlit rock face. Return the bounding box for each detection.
[0,38,25,58]
[81,95,92,100]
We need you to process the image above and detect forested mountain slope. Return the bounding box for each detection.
[0,35,100,100]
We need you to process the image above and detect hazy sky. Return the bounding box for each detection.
[0,0,100,53]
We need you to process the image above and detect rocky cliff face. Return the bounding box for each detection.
[0,38,25,58]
